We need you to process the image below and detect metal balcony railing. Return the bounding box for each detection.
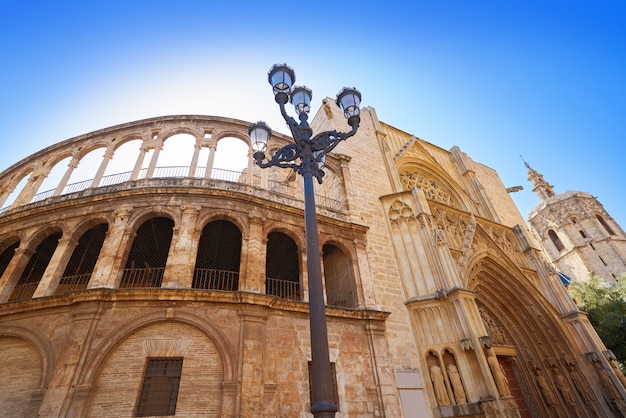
[13,165,342,213]
[192,268,239,291]
[120,267,165,288]
[266,277,300,300]
[54,273,92,295]
[326,291,355,308]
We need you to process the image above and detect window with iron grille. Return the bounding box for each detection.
[56,223,108,294]
[135,358,183,417]
[265,232,300,300]
[193,220,241,291]
[0,241,19,278]
[121,217,174,288]
[9,232,61,301]
[322,244,357,308]
[307,361,339,410]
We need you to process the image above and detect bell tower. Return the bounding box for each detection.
[526,163,626,284]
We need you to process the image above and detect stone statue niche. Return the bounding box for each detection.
[426,351,451,407]
[443,349,468,405]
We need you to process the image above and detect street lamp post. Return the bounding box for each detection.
[248,64,361,418]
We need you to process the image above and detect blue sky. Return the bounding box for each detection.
[1,1,624,227]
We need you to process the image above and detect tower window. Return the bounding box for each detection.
[579,230,587,238]
[548,230,564,252]
[135,358,183,417]
[590,243,595,250]
[596,215,615,235]
[599,256,607,266]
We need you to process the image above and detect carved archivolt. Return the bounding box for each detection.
[478,304,512,346]
[399,171,452,207]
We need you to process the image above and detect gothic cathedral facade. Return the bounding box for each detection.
[0,100,625,417]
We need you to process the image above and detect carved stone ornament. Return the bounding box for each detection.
[479,336,492,349]
[585,351,600,363]
[603,350,617,361]
[460,338,475,352]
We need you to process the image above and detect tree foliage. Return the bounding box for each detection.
[568,274,626,370]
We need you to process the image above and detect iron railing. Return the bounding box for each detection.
[192,268,239,291]
[17,165,342,212]
[266,277,300,300]
[54,273,91,295]
[120,267,164,288]
[8,282,38,301]
[326,291,355,308]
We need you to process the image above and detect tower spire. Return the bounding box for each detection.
[523,158,556,201]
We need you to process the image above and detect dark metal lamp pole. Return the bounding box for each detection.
[248,64,361,418]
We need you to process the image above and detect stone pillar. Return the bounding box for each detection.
[238,305,268,417]
[188,143,201,177]
[0,181,17,208]
[39,308,102,417]
[13,167,51,206]
[162,206,201,288]
[246,148,254,185]
[0,246,35,302]
[338,154,354,213]
[145,142,163,178]
[54,156,80,196]
[33,236,78,297]
[89,206,134,288]
[91,146,115,188]
[131,145,148,181]
[353,238,379,308]
[242,214,266,293]
[204,144,216,178]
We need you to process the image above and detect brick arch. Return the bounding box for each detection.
[78,311,236,382]
[0,324,55,389]
[85,312,235,417]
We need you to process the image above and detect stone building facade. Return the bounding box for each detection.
[526,164,626,284]
[0,101,625,417]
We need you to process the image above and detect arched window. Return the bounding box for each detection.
[322,244,357,308]
[265,232,300,300]
[9,232,61,301]
[55,223,108,295]
[193,220,241,291]
[548,229,564,252]
[596,215,615,235]
[120,217,174,288]
[0,241,20,278]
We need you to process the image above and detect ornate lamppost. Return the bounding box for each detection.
[248,64,361,418]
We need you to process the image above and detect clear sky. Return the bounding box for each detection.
[1,1,624,227]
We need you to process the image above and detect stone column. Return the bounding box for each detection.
[54,156,80,196]
[162,206,201,288]
[246,148,254,185]
[13,167,51,206]
[238,305,268,417]
[33,236,78,297]
[188,142,202,177]
[39,308,103,417]
[91,146,115,188]
[242,214,266,293]
[204,144,216,178]
[0,246,35,302]
[145,142,163,178]
[0,181,17,208]
[89,206,134,288]
[131,145,148,181]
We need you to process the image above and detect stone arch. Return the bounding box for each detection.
[321,242,357,308]
[120,216,175,288]
[264,230,301,300]
[0,325,55,388]
[466,255,587,413]
[193,219,242,291]
[79,311,236,417]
